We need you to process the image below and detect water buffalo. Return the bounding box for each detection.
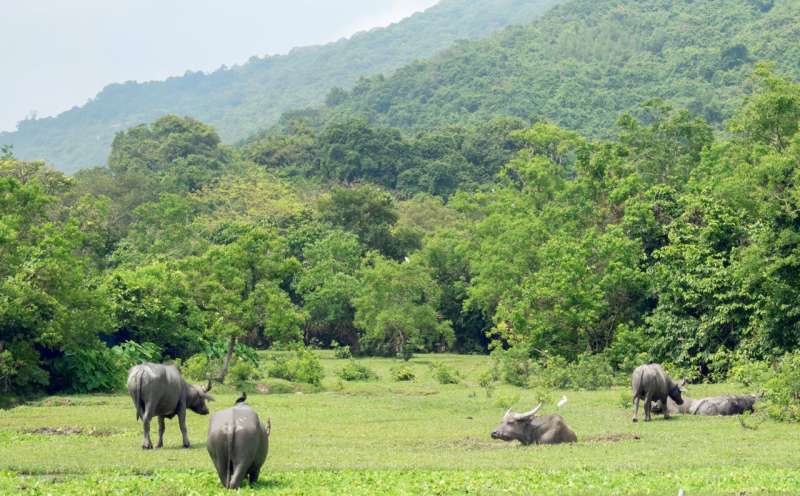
[652,395,757,416]
[491,403,577,445]
[207,397,271,489]
[631,363,684,422]
[127,363,213,449]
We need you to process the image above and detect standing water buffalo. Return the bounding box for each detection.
[127,363,213,449]
[631,363,684,422]
[207,394,271,489]
[652,395,757,416]
[491,403,577,445]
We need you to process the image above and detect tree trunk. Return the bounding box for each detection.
[216,336,237,384]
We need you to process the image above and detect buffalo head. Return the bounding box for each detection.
[491,403,542,443]
[187,379,214,415]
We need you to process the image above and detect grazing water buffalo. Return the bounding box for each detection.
[207,395,271,489]
[491,403,577,445]
[631,363,684,422]
[127,363,213,449]
[652,395,757,416]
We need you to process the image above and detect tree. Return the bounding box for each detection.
[354,255,453,359]
[183,228,304,383]
[0,165,113,395]
[317,118,411,188]
[294,230,362,347]
[318,184,406,258]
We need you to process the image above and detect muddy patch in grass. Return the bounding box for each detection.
[585,433,641,443]
[22,426,115,437]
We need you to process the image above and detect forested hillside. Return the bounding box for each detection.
[0,0,563,173]
[322,0,800,136]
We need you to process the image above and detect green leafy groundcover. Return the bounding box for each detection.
[2,468,799,495]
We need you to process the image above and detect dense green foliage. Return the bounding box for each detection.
[0,0,563,172]
[4,65,800,400]
[323,0,800,137]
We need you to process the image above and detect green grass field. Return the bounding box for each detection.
[1,353,798,495]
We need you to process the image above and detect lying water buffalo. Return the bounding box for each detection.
[207,396,271,489]
[491,403,577,445]
[631,363,684,422]
[127,363,213,449]
[652,395,757,416]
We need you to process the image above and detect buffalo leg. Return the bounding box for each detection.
[229,465,247,489]
[141,411,153,449]
[177,409,190,448]
[662,397,671,420]
[632,394,640,423]
[156,416,166,448]
[249,466,260,485]
[644,392,654,422]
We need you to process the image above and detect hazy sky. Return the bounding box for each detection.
[0,0,439,132]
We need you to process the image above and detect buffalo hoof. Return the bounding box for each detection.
[632,418,638,423]
[142,444,153,450]
[155,443,163,449]
[183,442,191,449]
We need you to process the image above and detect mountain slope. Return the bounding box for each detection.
[1,0,564,173]
[324,0,800,137]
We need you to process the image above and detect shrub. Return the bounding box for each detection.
[229,361,260,389]
[391,365,416,382]
[729,358,773,390]
[430,361,460,384]
[727,352,800,422]
[569,353,617,390]
[530,353,620,390]
[268,348,325,386]
[338,360,378,381]
[618,389,633,409]
[111,341,162,370]
[491,345,532,387]
[479,368,499,397]
[493,393,520,410]
[182,354,212,382]
[332,342,353,359]
[761,353,800,422]
[51,345,125,393]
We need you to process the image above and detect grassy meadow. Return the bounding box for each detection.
[1,353,798,495]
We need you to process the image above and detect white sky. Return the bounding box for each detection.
[0,0,439,132]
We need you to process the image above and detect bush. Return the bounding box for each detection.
[491,345,532,387]
[268,348,325,386]
[729,358,773,389]
[727,352,800,422]
[332,342,353,359]
[569,353,617,390]
[111,341,162,370]
[493,393,520,410]
[430,361,460,384]
[530,352,620,390]
[479,368,499,397]
[761,353,800,422]
[338,360,378,381]
[51,345,125,393]
[229,361,260,389]
[182,354,212,382]
[391,365,416,382]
